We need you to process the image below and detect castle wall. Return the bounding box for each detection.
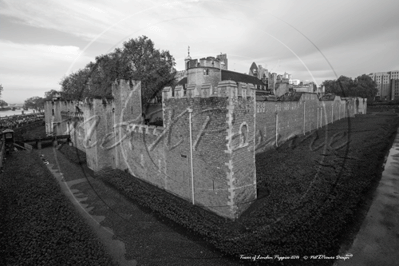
[58,101,85,151]
[225,82,257,217]
[58,101,74,134]
[187,68,221,91]
[82,98,115,171]
[66,113,85,152]
[44,101,53,135]
[303,93,319,131]
[254,93,357,154]
[162,91,231,216]
[359,97,367,114]
[161,80,257,219]
[119,125,166,190]
[44,100,82,136]
[44,77,367,221]
[111,80,143,171]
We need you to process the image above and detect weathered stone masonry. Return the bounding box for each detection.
[45,80,367,220]
[47,80,257,219]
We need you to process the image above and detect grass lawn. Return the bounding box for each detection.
[19,113,397,265]
[0,150,117,266]
[92,114,398,265]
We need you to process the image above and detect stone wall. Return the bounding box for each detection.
[187,67,222,92]
[224,82,256,217]
[44,79,366,220]
[153,80,256,219]
[254,94,358,154]
[45,100,82,136]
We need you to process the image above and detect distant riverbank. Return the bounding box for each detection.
[0,109,35,117]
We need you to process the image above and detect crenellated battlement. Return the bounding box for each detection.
[162,80,256,101]
[45,77,367,221]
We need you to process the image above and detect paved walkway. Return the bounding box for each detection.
[40,146,240,266]
[42,148,137,266]
[335,130,399,266]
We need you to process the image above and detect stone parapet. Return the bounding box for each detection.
[186,84,196,98]
[164,80,256,100]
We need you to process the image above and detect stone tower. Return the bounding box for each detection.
[162,80,257,219]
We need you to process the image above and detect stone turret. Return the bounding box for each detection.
[162,79,256,219]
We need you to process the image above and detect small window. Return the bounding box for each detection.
[240,124,248,146]
[203,69,209,76]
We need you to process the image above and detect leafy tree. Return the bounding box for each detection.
[59,67,91,100]
[86,50,126,98]
[322,75,377,101]
[24,96,45,112]
[121,36,176,109]
[0,84,3,99]
[60,66,90,100]
[322,79,341,95]
[0,99,8,109]
[353,74,378,100]
[59,35,176,111]
[44,89,61,100]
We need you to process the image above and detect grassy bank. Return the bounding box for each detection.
[92,114,398,265]
[21,124,47,140]
[58,143,87,164]
[0,151,117,266]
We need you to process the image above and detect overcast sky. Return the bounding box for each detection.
[1,0,398,104]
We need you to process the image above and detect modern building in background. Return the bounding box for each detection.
[368,71,399,100]
[391,79,399,100]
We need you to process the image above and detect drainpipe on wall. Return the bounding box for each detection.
[317,107,321,128]
[275,111,278,147]
[303,101,306,135]
[320,107,322,128]
[188,107,195,205]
